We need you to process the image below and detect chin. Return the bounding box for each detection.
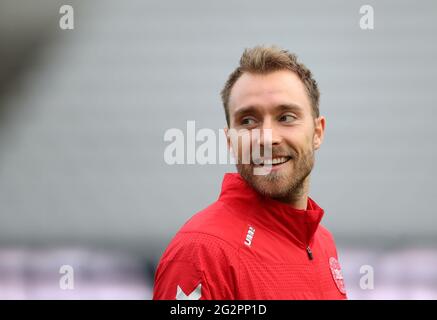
[251,174,292,197]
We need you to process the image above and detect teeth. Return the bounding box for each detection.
[258,157,289,165]
[272,157,288,165]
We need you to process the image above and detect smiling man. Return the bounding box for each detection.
[153,46,347,300]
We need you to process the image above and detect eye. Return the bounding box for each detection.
[279,114,297,123]
[241,117,257,126]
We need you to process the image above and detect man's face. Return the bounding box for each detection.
[226,70,325,201]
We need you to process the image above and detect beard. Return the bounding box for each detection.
[236,145,315,203]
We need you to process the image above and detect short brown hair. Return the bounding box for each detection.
[220,45,320,126]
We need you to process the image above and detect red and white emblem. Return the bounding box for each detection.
[329,257,346,294]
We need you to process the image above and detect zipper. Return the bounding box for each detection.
[306,246,313,260]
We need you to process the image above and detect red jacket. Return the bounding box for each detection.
[153,173,347,300]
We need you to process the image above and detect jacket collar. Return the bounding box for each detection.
[218,173,324,248]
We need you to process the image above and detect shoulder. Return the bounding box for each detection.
[154,201,242,300]
[318,224,334,239]
[158,200,247,265]
[175,200,247,251]
[317,224,340,255]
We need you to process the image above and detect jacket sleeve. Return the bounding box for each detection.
[153,232,238,300]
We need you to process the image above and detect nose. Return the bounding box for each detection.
[259,118,282,148]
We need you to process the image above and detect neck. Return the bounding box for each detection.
[273,175,310,210]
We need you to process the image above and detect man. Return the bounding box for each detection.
[153,46,347,300]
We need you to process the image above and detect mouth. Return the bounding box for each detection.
[252,156,292,167]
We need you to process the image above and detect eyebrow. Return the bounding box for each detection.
[276,103,303,113]
[233,103,303,120]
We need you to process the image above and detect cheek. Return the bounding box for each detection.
[283,131,313,153]
[229,132,252,161]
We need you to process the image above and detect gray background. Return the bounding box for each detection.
[0,0,436,299]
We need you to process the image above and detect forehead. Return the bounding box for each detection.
[228,70,311,115]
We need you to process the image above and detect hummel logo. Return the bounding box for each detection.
[176,284,202,300]
[244,226,255,247]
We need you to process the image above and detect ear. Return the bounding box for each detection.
[224,127,230,149]
[313,116,326,150]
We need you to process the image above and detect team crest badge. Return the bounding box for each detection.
[329,257,346,294]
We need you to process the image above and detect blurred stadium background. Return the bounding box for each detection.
[0,0,436,299]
